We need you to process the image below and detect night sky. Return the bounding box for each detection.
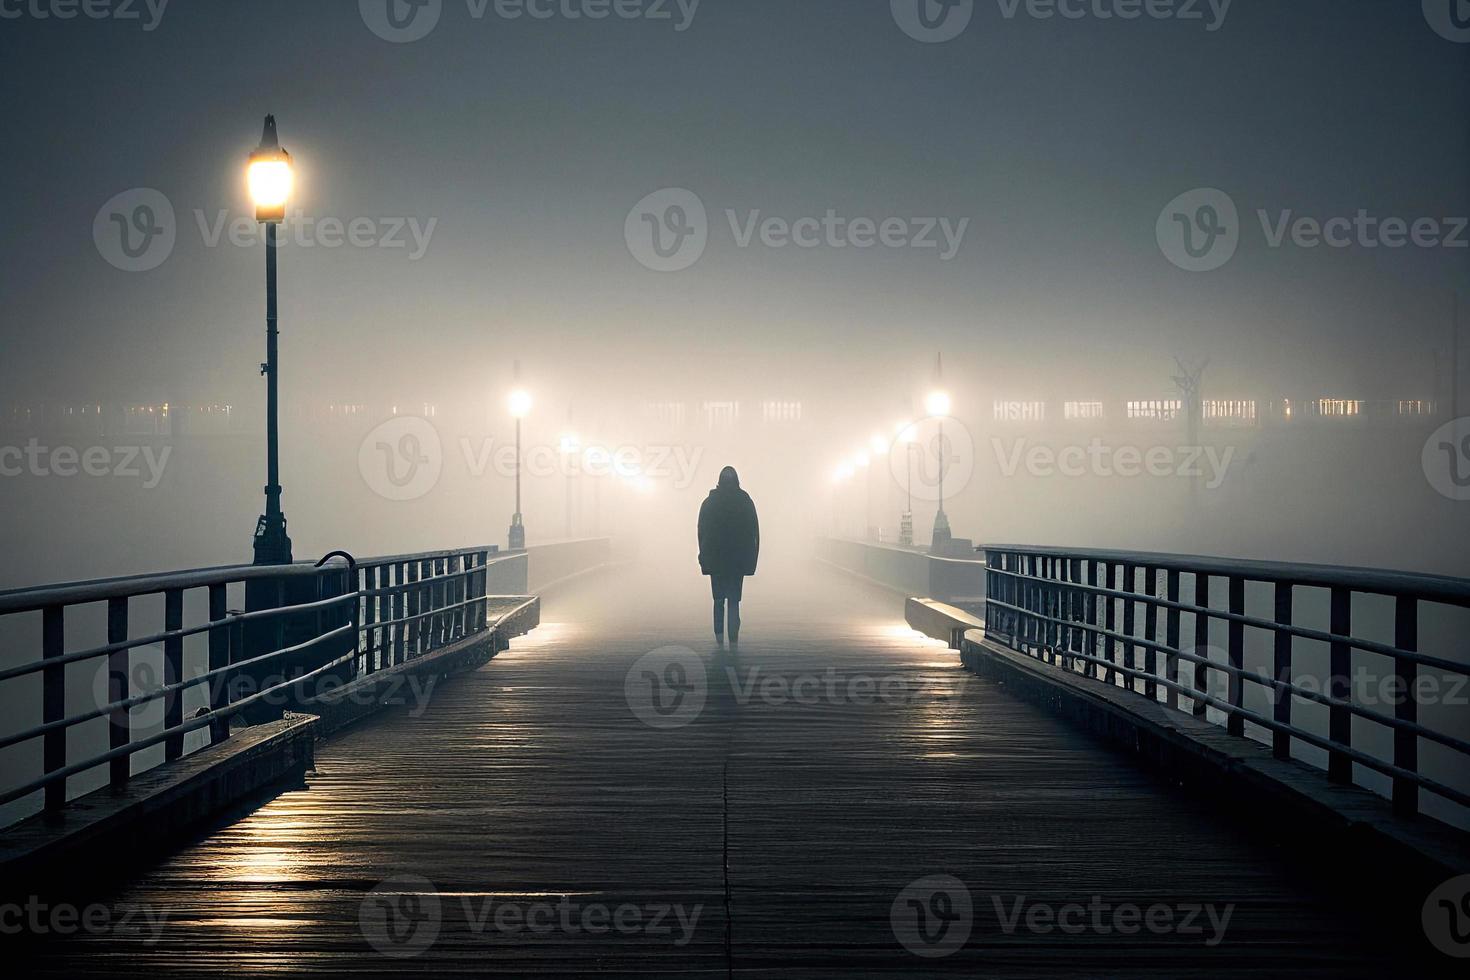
[2,1,1465,407]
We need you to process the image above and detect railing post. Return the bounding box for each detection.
[107,596,130,789]
[393,562,407,666]
[1085,560,1099,679]
[1192,574,1210,718]
[1165,570,1180,710]
[362,564,376,677]
[1103,562,1117,686]
[1143,568,1159,702]
[42,605,65,813]
[407,561,421,658]
[984,551,998,643]
[1069,557,1084,673]
[1121,563,1137,693]
[164,588,184,761]
[1393,596,1419,816]
[1227,577,1245,736]
[1328,586,1352,784]
[208,585,229,744]
[1271,582,1293,759]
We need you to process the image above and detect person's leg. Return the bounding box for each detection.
[728,575,743,643]
[711,576,726,641]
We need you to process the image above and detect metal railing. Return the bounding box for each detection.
[0,545,505,815]
[980,545,1470,819]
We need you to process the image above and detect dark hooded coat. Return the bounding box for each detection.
[698,467,760,577]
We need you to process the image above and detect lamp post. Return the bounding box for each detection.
[560,432,581,539]
[869,433,889,541]
[508,388,532,550]
[925,389,953,550]
[853,450,871,541]
[896,421,916,546]
[248,115,294,566]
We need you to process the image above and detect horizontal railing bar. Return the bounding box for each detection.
[983,545,1470,606]
[0,546,501,616]
[986,598,1470,758]
[0,560,354,616]
[986,567,1469,676]
[971,632,1470,811]
[0,591,360,684]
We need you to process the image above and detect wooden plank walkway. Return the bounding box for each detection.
[14,561,1402,976]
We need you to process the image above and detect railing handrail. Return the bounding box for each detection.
[980,544,1470,605]
[0,546,500,615]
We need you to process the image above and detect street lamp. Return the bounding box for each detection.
[248,115,294,566]
[925,388,953,550]
[508,388,532,550]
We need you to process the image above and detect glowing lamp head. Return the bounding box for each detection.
[925,390,952,418]
[869,433,890,456]
[247,115,293,223]
[834,463,855,484]
[508,389,533,419]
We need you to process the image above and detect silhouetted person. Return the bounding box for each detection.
[698,466,759,645]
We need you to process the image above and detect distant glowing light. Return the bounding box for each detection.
[508,389,533,419]
[834,463,855,483]
[854,451,870,469]
[925,390,952,417]
[869,433,890,455]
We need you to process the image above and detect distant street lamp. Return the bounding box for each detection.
[925,389,953,549]
[248,115,294,566]
[508,388,532,550]
[869,433,890,541]
[560,432,580,539]
[896,421,917,546]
